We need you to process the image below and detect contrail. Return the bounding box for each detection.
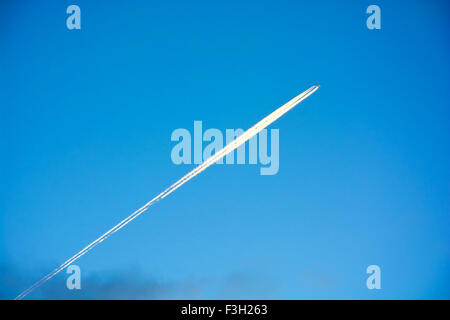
[15,84,320,300]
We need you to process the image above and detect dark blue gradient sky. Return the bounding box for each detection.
[1,0,449,299]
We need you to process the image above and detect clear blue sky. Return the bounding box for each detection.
[1,0,449,299]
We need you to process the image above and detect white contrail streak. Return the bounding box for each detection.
[15,84,320,300]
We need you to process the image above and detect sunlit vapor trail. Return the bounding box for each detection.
[15,84,320,300]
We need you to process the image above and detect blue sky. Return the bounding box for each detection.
[1,0,449,299]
